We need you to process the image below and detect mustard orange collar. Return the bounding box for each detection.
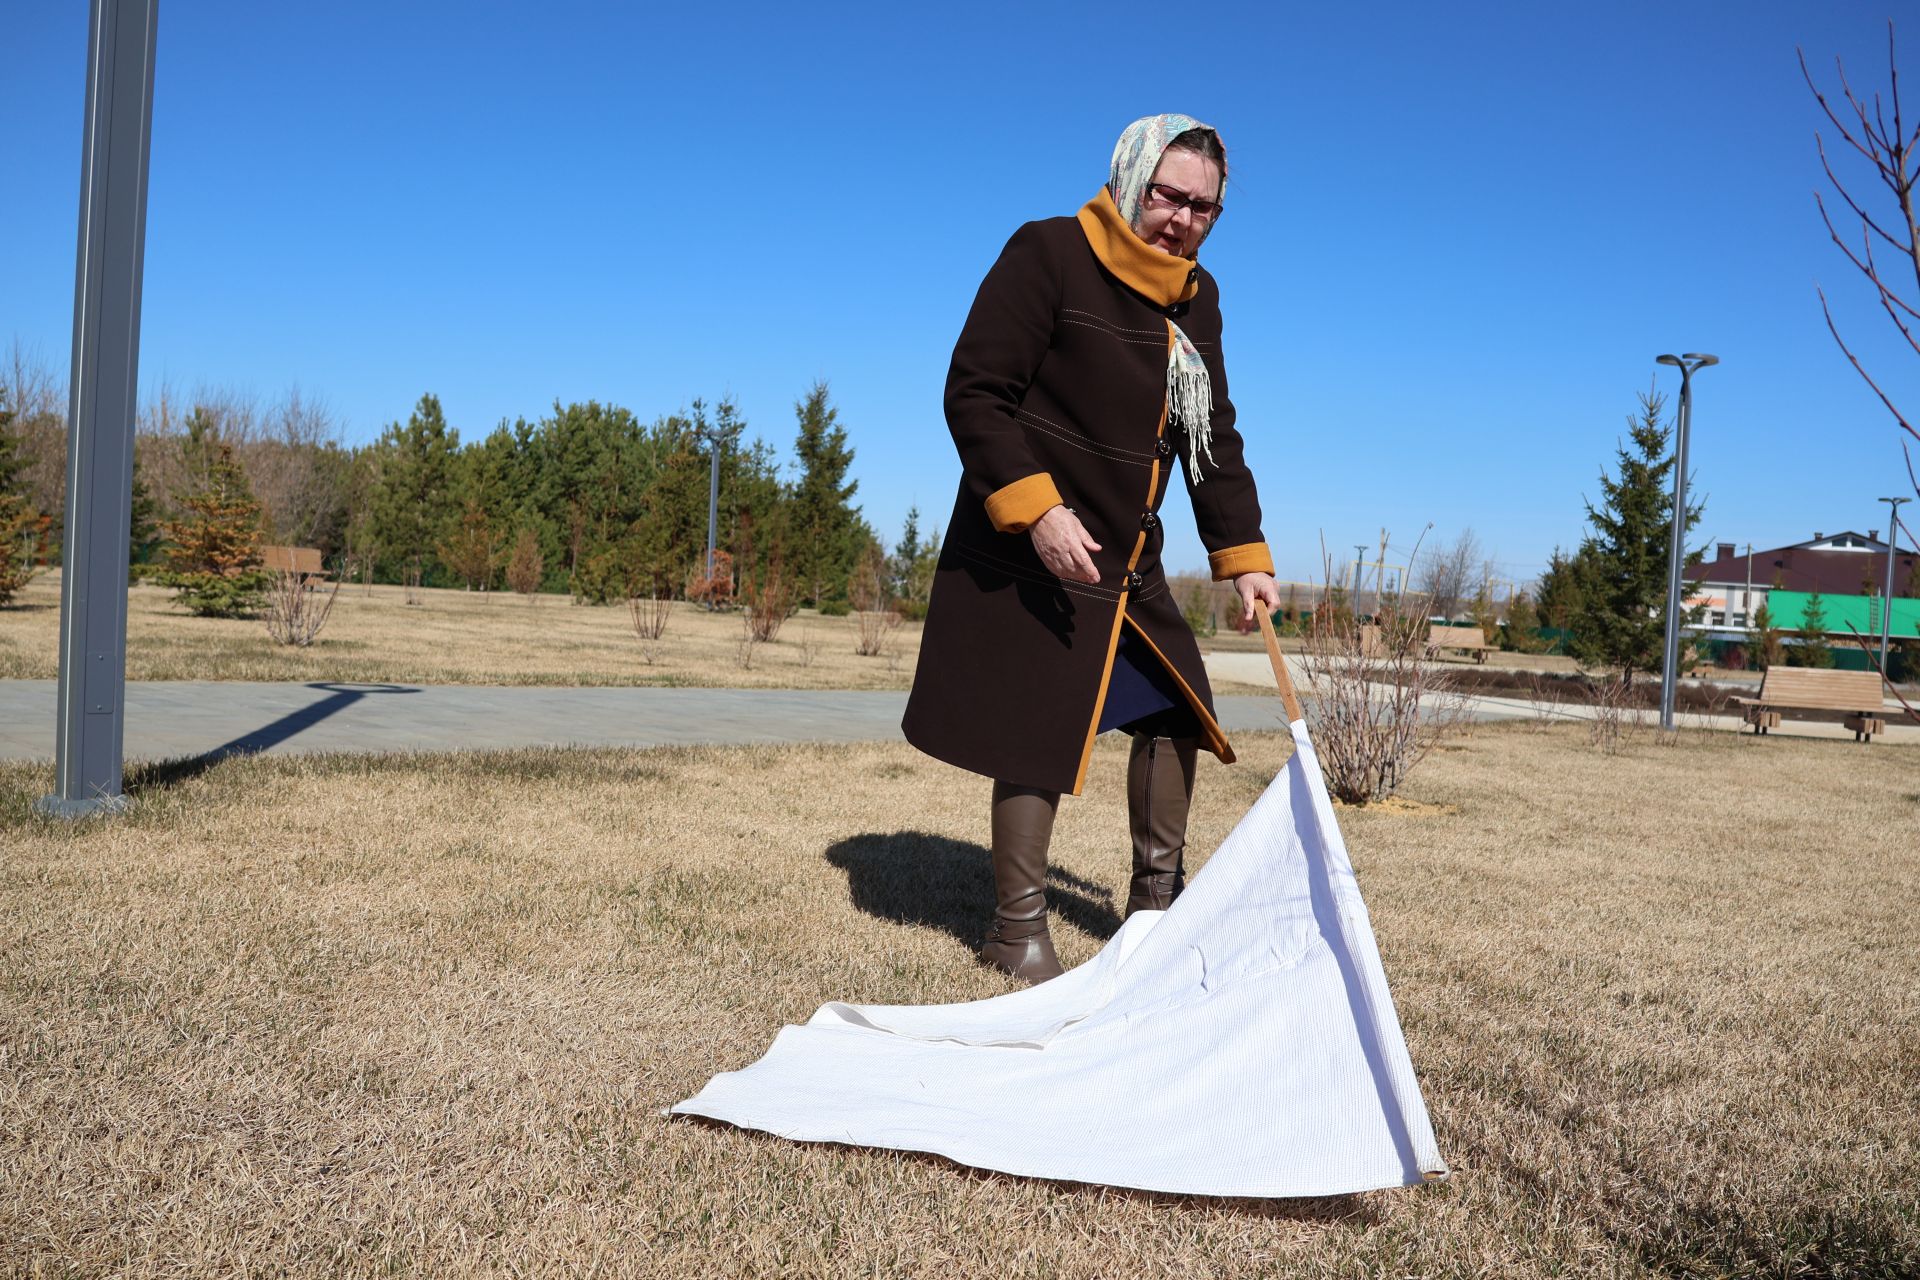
[1076,187,1199,307]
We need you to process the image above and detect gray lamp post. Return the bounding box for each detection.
[1653,353,1718,732]
[40,0,159,817]
[1881,496,1910,671]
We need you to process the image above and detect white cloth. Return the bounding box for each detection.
[670,719,1448,1198]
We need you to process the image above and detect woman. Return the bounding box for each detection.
[903,113,1281,983]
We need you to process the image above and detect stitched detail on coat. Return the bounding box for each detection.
[1058,317,1169,348]
[956,543,1126,602]
[1059,307,1169,340]
[1013,408,1157,466]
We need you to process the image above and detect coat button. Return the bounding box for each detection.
[1141,511,1159,530]
[1126,571,1144,591]
[1154,439,1172,457]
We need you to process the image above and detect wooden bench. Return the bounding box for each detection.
[259,545,329,586]
[1425,624,1492,664]
[1734,668,1888,742]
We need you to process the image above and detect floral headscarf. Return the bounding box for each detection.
[1107,113,1225,478]
[1108,112,1224,252]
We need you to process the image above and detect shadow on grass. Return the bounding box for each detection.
[826,831,1123,948]
[124,681,420,795]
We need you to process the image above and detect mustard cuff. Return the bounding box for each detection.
[984,472,1064,534]
[1208,542,1274,581]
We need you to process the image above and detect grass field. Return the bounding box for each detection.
[2,724,1915,1277]
[0,574,925,689]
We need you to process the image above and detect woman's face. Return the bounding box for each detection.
[1135,148,1223,258]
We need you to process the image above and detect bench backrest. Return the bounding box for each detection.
[259,544,325,575]
[1429,624,1487,648]
[1756,667,1883,709]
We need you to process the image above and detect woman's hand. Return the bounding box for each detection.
[1233,570,1282,625]
[1030,505,1103,585]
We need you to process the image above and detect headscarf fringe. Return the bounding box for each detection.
[1168,335,1215,481]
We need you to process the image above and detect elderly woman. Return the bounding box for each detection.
[903,114,1281,983]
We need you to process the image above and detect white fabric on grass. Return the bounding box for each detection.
[671,718,1447,1198]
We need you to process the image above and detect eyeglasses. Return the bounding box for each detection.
[1144,182,1224,223]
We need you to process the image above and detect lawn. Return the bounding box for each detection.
[0,573,924,690]
[1,724,1914,1277]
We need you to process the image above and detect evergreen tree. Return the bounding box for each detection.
[438,498,504,592]
[1535,546,1585,632]
[0,492,40,605]
[1791,587,1834,667]
[157,441,268,616]
[786,381,864,608]
[1566,390,1705,685]
[1751,600,1785,670]
[0,385,22,497]
[128,459,161,568]
[369,393,460,583]
[1503,592,1544,652]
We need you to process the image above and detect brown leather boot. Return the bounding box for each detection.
[1126,734,1198,918]
[977,781,1066,983]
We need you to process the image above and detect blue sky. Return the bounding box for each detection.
[5,1,1916,585]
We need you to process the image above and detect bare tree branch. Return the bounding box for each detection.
[1802,47,1888,168]
[1818,285,1920,440]
[1861,233,1920,348]
[1815,138,1911,253]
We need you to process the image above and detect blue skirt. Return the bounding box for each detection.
[1098,627,1201,737]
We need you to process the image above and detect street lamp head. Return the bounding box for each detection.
[1655,354,1682,367]
[1682,353,1720,367]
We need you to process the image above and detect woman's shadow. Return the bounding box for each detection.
[825,832,1123,947]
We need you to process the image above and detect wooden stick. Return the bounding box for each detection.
[1254,601,1306,723]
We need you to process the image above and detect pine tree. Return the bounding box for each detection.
[128,460,160,569]
[0,385,22,498]
[505,526,544,601]
[1792,587,1834,667]
[1751,601,1784,670]
[158,441,268,616]
[1503,592,1543,652]
[1566,390,1705,685]
[438,498,504,592]
[369,393,459,583]
[1535,546,1585,632]
[786,381,864,608]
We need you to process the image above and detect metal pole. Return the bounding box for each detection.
[1882,496,1910,672]
[1744,542,1753,632]
[1353,544,1366,608]
[1658,370,1690,730]
[705,431,720,581]
[40,0,159,818]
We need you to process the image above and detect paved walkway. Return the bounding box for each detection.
[0,679,1305,763]
[2,655,1911,763]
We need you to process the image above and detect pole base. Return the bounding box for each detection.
[34,791,131,819]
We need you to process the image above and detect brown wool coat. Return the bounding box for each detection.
[902,198,1273,796]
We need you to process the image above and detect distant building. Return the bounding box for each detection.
[1684,530,1917,636]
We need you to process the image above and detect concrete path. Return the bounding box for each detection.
[3,654,1911,763]
[0,680,1302,763]
[1203,652,1920,745]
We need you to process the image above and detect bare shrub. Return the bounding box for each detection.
[262,568,340,647]
[686,549,736,611]
[1587,675,1647,755]
[1298,591,1466,805]
[794,625,822,668]
[852,607,903,657]
[1521,671,1566,733]
[849,542,903,657]
[742,553,796,643]
[403,558,424,607]
[505,528,544,603]
[629,593,672,642]
[735,620,760,671]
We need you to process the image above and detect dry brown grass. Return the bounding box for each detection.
[1,727,1916,1278]
[0,573,920,689]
